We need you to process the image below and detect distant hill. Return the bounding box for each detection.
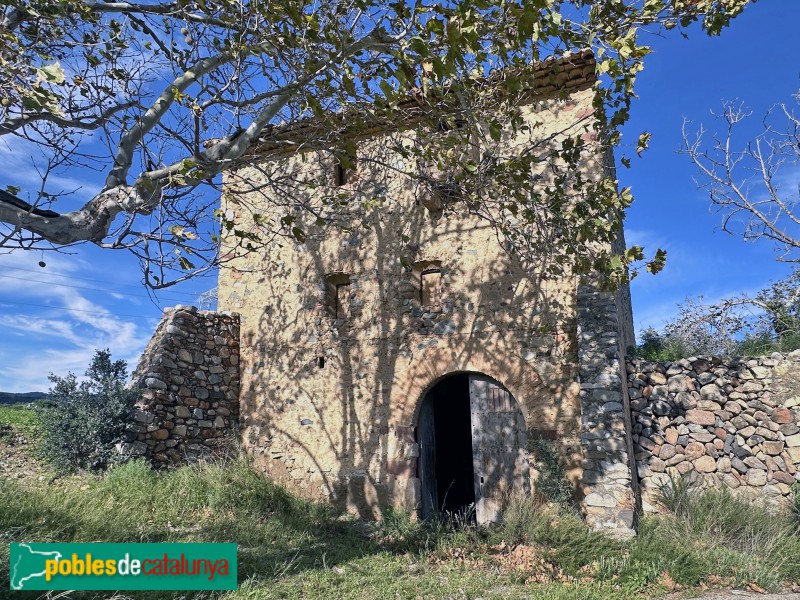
[0,392,46,405]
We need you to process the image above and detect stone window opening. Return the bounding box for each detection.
[411,260,442,308]
[436,116,467,133]
[333,151,356,187]
[421,268,441,307]
[317,356,325,369]
[325,273,351,319]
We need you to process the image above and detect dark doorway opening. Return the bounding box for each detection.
[417,373,475,520]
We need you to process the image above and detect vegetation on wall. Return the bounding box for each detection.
[527,436,577,510]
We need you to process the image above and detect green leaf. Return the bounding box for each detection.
[636,131,651,157]
[488,121,502,142]
[291,227,306,242]
[37,62,65,84]
[178,256,196,270]
[379,79,394,99]
[646,248,667,274]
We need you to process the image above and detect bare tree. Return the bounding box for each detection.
[637,269,800,358]
[0,0,753,288]
[683,92,800,263]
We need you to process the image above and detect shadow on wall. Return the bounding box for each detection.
[220,121,594,521]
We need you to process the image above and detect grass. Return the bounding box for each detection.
[1,460,799,599]
[1,408,799,599]
[0,402,41,440]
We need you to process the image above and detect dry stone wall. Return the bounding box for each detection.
[628,352,800,512]
[126,306,240,466]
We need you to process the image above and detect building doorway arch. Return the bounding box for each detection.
[417,372,531,524]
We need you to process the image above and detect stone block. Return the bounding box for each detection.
[665,428,679,445]
[746,469,767,486]
[584,493,617,508]
[694,455,716,473]
[667,375,694,393]
[659,444,676,460]
[686,410,715,426]
[743,456,767,470]
[786,447,800,463]
[723,401,741,415]
[772,471,795,485]
[699,384,724,405]
[785,434,800,448]
[684,442,705,460]
[772,408,794,424]
[731,457,747,474]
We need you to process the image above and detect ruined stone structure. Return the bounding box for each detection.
[127,306,240,465]
[629,352,800,511]
[122,45,800,534]
[213,50,638,535]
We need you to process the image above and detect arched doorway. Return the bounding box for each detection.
[417,372,531,524]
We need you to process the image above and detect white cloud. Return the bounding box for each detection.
[0,252,160,392]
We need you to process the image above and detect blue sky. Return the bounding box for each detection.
[623,0,800,332]
[1,1,798,392]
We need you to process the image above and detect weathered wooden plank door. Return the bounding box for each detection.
[417,397,438,520]
[469,375,530,524]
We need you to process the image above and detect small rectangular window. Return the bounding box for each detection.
[420,269,441,306]
[334,159,348,186]
[437,116,467,132]
[333,152,356,187]
[325,273,351,319]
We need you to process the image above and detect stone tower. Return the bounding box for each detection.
[218,49,637,535]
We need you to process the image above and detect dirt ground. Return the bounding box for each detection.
[0,423,48,483]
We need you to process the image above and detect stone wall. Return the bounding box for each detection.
[126,306,240,466]
[628,352,800,512]
[576,282,636,535]
[219,53,613,521]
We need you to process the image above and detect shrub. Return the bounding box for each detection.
[36,349,138,473]
[630,327,691,361]
[651,476,800,587]
[792,482,800,528]
[527,437,577,509]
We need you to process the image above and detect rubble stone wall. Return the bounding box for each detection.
[127,306,240,465]
[628,352,800,512]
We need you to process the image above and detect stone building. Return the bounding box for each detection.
[217,50,638,535]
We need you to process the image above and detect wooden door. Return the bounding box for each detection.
[417,397,437,520]
[469,375,530,524]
